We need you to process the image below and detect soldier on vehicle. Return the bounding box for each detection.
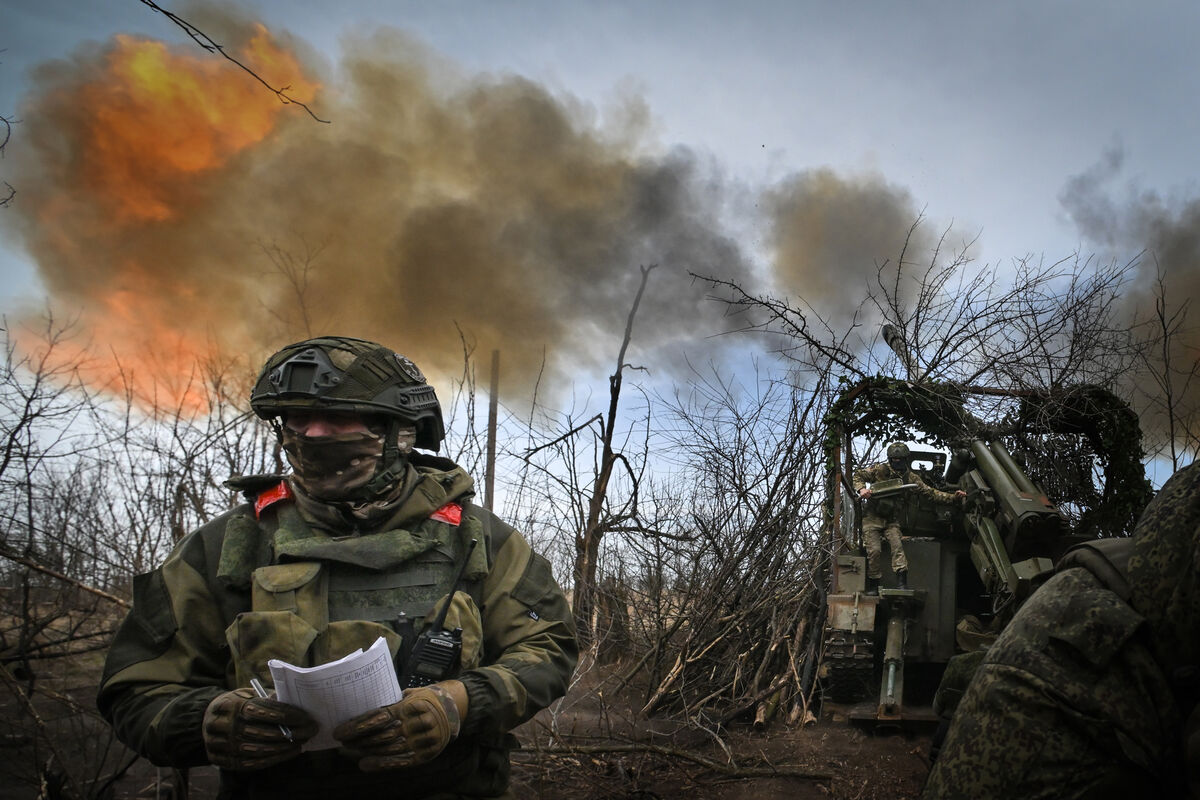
[923,460,1200,799]
[854,442,966,593]
[98,336,578,800]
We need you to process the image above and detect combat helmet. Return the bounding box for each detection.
[887,442,911,472]
[251,336,445,451]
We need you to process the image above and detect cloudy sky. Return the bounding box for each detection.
[0,0,1196,405]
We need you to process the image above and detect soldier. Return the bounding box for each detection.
[98,336,578,800]
[854,442,965,592]
[923,460,1200,799]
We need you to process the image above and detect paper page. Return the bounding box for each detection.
[268,636,402,751]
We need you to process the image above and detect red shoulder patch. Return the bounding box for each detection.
[430,502,462,526]
[254,481,293,519]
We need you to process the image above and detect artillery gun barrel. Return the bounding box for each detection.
[881,324,924,381]
[989,440,1039,495]
[971,440,1063,542]
[970,440,1020,497]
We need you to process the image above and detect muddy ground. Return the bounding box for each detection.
[504,679,934,800]
[97,711,932,800]
[2,650,932,800]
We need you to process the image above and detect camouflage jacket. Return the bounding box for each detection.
[852,462,958,514]
[98,456,578,799]
[925,461,1200,799]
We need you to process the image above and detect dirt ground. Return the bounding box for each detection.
[1,646,933,800]
[100,718,932,800]
[507,704,933,800]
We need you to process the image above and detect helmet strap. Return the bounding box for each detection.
[363,417,409,498]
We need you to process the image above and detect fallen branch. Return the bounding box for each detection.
[716,672,793,727]
[513,742,832,781]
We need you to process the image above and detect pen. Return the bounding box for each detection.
[249,677,294,742]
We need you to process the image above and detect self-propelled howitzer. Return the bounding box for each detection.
[817,374,1144,727]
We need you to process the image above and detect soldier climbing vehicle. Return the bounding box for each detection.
[818,368,1151,728]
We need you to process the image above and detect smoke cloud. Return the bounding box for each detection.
[5,8,940,414]
[766,168,928,331]
[1060,146,1200,447]
[5,19,756,409]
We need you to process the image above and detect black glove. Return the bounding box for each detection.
[202,687,317,771]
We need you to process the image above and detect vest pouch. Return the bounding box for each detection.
[226,611,319,689]
[227,561,329,687]
[311,620,402,668]
[419,590,484,672]
[251,562,329,631]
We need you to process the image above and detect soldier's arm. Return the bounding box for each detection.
[910,472,958,504]
[456,528,578,736]
[853,463,880,492]
[97,526,234,767]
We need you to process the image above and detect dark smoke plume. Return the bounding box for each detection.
[5,21,754,407]
[5,9,943,414]
[1060,146,1200,448]
[767,168,931,333]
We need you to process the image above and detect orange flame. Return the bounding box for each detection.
[22,24,319,414]
[76,26,317,223]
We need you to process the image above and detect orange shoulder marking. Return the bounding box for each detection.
[430,502,462,526]
[254,480,293,519]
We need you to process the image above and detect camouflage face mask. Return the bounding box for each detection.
[280,428,385,501]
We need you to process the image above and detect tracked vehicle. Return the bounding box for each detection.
[818,374,1150,727]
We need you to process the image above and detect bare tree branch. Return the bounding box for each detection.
[137,0,330,123]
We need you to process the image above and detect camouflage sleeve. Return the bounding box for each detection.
[924,569,1176,799]
[909,472,958,504]
[456,529,578,736]
[853,463,885,491]
[97,526,234,767]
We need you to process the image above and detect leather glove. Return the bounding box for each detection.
[333,680,468,771]
[202,687,317,771]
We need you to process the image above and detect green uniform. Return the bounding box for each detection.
[923,461,1200,799]
[98,455,578,799]
[853,462,959,578]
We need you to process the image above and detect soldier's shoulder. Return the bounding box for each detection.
[175,503,248,544]
[993,568,1144,670]
[464,503,520,553]
[855,462,883,477]
[172,502,257,564]
[1134,461,1200,534]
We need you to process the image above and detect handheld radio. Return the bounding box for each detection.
[399,537,478,689]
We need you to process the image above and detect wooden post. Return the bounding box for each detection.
[485,350,499,511]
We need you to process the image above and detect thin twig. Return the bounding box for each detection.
[137,0,329,123]
[514,743,832,780]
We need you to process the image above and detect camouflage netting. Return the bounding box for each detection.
[1009,385,1153,537]
[823,377,1152,538]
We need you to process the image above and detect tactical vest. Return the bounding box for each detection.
[217,482,489,690]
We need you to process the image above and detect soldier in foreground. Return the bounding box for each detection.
[924,460,1200,799]
[98,336,578,799]
[854,442,965,592]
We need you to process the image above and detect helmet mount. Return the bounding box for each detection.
[251,336,445,452]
